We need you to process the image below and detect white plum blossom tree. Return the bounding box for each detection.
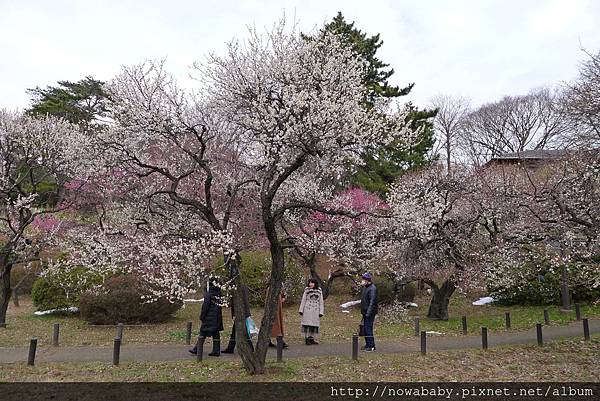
[54,58,260,309]
[385,166,491,320]
[54,20,414,374]
[0,110,91,326]
[198,22,413,373]
[480,151,600,304]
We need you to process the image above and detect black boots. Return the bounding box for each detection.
[191,335,221,356]
[222,339,235,354]
[208,340,220,357]
[305,337,318,345]
[269,339,289,348]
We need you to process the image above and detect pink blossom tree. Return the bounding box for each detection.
[283,188,391,299]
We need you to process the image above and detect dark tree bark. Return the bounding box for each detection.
[228,257,263,374]
[0,254,12,328]
[424,279,456,320]
[227,211,287,374]
[305,256,356,300]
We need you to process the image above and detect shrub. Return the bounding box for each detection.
[31,265,101,311]
[282,258,305,306]
[396,282,417,302]
[31,277,70,311]
[487,255,600,306]
[79,275,182,324]
[370,276,416,305]
[327,275,356,296]
[373,276,396,305]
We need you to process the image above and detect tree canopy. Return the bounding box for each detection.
[314,12,436,195]
[26,76,109,126]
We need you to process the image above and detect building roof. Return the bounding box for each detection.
[490,149,569,161]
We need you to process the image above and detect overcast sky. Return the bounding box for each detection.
[1,0,599,111]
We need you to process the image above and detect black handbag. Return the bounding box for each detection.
[358,318,365,336]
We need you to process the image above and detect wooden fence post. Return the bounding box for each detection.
[583,319,590,341]
[53,323,60,347]
[276,336,283,362]
[113,337,121,366]
[481,327,488,350]
[27,338,37,366]
[186,322,193,345]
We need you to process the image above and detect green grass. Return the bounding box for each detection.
[375,296,600,338]
[2,294,599,347]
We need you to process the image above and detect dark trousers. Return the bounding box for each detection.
[225,322,255,352]
[193,331,220,354]
[363,315,375,348]
[225,325,236,351]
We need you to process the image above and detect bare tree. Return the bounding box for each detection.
[562,49,600,148]
[430,95,470,171]
[459,88,569,166]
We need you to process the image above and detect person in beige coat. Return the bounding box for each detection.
[298,279,324,345]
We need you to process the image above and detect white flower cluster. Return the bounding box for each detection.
[52,202,235,303]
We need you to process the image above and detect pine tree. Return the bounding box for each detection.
[27,76,109,127]
[313,12,436,195]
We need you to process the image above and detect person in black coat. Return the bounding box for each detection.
[360,272,378,352]
[190,279,224,357]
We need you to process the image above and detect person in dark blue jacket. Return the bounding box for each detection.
[360,272,378,352]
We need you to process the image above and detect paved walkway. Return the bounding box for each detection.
[1,319,598,364]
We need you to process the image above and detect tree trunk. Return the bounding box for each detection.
[223,254,267,374]
[305,254,357,301]
[0,259,12,328]
[253,232,285,369]
[228,256,264,374]
[227,217,286,374]
[426,279,456,320]
[446,139,452,172]
[11,270,30,308]
[306,255,330,299]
